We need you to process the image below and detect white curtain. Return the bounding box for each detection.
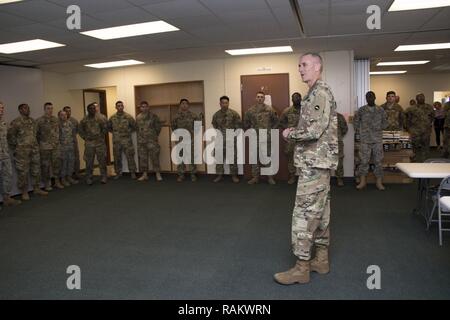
[354,59,370,109]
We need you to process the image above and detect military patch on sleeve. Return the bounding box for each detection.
[314,105,320,110]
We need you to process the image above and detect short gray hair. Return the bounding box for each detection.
[301,52,323,72]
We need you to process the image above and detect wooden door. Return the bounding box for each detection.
[241,74,290,181]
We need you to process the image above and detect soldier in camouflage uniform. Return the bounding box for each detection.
[136,101,162,182]
[58,110,78,186]
[274,53,338,285]
[243,92,279,185]
[108,101,137,180]
[36,102,63,191]
[336,112,348,186]
[7,104,48,200]
[0,102,21,206]
[171,99,201,182]
[279,93,302,184]
[353,91,387,191]
[79,103,108,185]
[380,91,405,131]
[405,93,434,162]
[63,106,80,179]
[211,96,242,183]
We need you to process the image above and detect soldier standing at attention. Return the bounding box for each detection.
[108,101,137,180]
[275,53,338,285]
[279,92,302,184]
[353,91,387,191]
[405,93,434,162]
[0,102,21,206]
[58,110,78,186]
[136,101,162,182]
[36,102,63,191]
[171,99,201,182]
[63,106,80,179]
[7,104,48,200]
[211,96,242,183]
[336,112,348,186]
[79,103,108,185]
[243,92,279,185]
[380,91,405,131]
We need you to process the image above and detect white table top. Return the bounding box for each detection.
[396,163,450,178]
[440,197,450,211]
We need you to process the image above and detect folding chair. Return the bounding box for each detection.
[423,159,450,228]
[429,176,450,245]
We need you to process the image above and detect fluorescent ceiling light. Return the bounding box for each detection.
[0,0,23,4]
[225,46,293,56]
[0,39,65,54]
[370,71,407,75]
[80,21,179,40]
[377,60,430,66]
[395,42,450,51]
[85,59,145,69]
[389,0,450,11]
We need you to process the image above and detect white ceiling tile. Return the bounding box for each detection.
[140,0,211,19]
[1,0,66,23]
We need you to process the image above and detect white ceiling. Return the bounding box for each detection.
[0,0,449,74]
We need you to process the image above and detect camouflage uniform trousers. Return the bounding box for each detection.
[138,141,160,173]
[84,142,107,179]
[336,141,344,178]
[285,141,296,176]
[13,146,41,189]
[357,142,384,178]
[0,157,13,195]
[177,142,197,175]
[292,168,331,261]
[411,134,431,163]
[60,147,74,178]
[40,148,60,182]
[443,129,450,158]
[113,139,137,174]
[215,144,238,175]
[74,139,80,176]
[251,134,272,178]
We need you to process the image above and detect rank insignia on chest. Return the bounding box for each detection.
[314,105,320,110]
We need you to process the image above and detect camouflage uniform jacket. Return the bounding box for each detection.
[36,115,60,150]
[171,110,200,134]
[243,104,278,131]
[405,104,434,136]
[59,120,75,150]
[79,115,107,146]
[0,119,9,160]
[108,112,136,143]
[136,111,161,144]
[353,105,387,143]
[211,108,242,135]
[279,105,301,129]
[287,79,339,170]
[380,102,405,131]
[7,115,38,149]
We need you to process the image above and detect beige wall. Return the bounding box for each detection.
[42,50,355,175]
[370,72,450,108]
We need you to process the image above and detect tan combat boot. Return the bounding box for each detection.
[54,179,64,189]
[231,175,240,183]
[356,175,366,190]
[3,194,21,206]
[337,177,344,187]
[247,177,259,185]
[68,177,79,185]
[310,246,330,274]
[287,174,296,185]
[268,176,276,185]
[21,188,30,201]
[376,177,385,191]
[191,174,197,182]
[34,186,49,196]
[155,172,163,182]
[213,174,223,183]
[138,172,148,182]
[131,172,137,180]
[44,180,52,192]
[274,260,310,285]
[61,177,71,187]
